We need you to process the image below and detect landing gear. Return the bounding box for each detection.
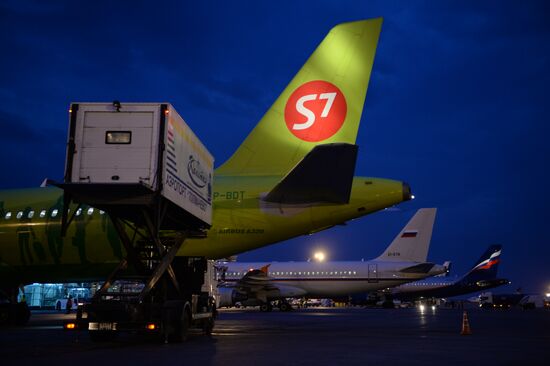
[259,302,273,312]
[279,301,292,312]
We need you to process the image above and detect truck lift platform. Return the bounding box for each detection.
[58,102,216,342]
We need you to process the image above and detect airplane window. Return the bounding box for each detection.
[28,211,34,219]
[39,210,46,218]
[4,212,11,219]
[16,211,23,219]
[51,209,58,218]
[76,208,82,216]
[87,208,94,215]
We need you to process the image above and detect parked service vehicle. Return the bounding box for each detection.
[60,102,217,342]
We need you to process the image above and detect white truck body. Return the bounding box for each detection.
[66,102,213,226]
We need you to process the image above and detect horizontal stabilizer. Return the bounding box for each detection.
[399,262,435,274]
[263,143,358,204]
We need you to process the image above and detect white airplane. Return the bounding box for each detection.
[217,208,449,311]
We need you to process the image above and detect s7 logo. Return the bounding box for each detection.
[293,92,337,130]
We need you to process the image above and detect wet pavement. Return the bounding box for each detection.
[0,307,548,365]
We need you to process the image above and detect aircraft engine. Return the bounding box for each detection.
[218,287,249,307]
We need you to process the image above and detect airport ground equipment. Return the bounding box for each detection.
[460,311,472,335]
[58,102,217,342]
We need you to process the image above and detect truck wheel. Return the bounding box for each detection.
[179,309,191,342]
[15,303,30,325]
[0,305,10,325]
[203,318,214,336]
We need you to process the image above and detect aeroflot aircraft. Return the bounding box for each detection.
[391,245,508,300]
[0,19,411,304]
[218,209,448,311]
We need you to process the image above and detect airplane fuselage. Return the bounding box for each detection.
[0,175,408,285]
[391,277,510,300]
[222,260,445,298]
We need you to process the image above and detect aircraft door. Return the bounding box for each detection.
[368,264,378,283]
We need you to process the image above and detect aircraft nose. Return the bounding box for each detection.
[402,182,413,201]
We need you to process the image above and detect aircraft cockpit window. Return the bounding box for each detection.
[39,210,46,218]
[4,212,11,220]
[76,208,82,216]
[28,211,34,219]
[51,209,58,218]
[16,211,23,219]
[87,208,94,216]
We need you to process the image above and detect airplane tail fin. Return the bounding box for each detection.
[216,18,383,176]
[376,208,437,262]
[460,245,502,283]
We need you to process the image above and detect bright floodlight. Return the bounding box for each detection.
[313,251,325,262]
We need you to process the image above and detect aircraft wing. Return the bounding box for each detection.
[263,143,358,204]
[230,268,280,293]
[399,262,436,274]
[222,266,306,302]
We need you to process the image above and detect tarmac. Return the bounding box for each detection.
[0,306,548,365]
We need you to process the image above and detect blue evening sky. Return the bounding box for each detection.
[0,1,548,293]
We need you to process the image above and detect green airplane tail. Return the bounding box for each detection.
[216,18,383,176]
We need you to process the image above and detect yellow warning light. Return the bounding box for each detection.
[65,323,76,330]
[146,323,156,330]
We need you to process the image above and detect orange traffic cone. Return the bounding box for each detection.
[460,310,472,335]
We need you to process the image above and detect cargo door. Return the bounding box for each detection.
[368,264,378,283]
[78,111,155,186]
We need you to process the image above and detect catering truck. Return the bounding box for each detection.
[58,102,217,342]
